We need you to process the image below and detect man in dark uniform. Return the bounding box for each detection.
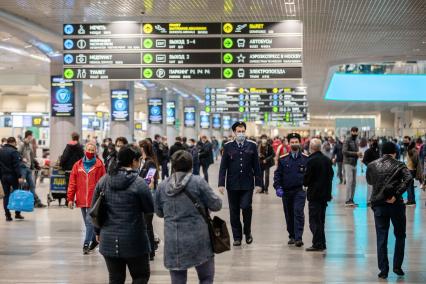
[219,121,262,246]
[273,133,309,247]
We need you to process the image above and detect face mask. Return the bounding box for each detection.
[85,151,95,160]
[188,143,194,147]
[235,133,246,143]
[291,144,300,152]
[116,146,121,152]
[261,139,267,145]
[352,134,358,140]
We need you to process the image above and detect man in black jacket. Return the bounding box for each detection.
[0,137,25,221]
[332,137,344,184]
[60,132,84,190]
[366,142,412,279]
[198,135,213,182]
[303,138,334,252]
[169,136,186,159]
[362,138,380,205]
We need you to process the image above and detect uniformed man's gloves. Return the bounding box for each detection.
[276,187,284,198]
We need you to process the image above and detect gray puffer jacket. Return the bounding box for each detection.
[155,172,222,270]
[343,137,359,166]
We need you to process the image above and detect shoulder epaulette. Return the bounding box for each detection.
[302,153,309,157]
[280,153,290,158]
[224,140,233,145]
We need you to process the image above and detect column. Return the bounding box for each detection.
[49,57,82,163]
[110,81,135,142]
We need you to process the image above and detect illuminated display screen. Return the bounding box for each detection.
[325,73,426,102]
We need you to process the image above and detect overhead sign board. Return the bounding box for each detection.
[63,21,303,80]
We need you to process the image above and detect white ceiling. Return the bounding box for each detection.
[1,0,426,115]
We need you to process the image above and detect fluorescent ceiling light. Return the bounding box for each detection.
[325,73,426,102]
[0,44,50,63]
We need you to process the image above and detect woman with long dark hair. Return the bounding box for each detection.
[92,145,154,284]
[139,139,160,261]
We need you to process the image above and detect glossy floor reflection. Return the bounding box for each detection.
[0,162,425,283]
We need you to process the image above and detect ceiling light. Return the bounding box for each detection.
[24,44,32,49]
[2,37,11,42]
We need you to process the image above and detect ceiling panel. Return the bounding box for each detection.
[1,0,426,115]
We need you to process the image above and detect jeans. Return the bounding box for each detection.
[336,162,343,182]
[192,163,200,175]
[406,170,416,203]
[104,254,150,284]
[20,167,40,203]
[170,258,215,284]
[344,164,357,202]
[227,190,253,240]
[282,188,306,241]
[308,201,327,248]
[201,164,210,183]
[161,160,169,180]
[80,208,96,245]
[372,204,406,273]
[1,175,20,217]
[261,168,270,192]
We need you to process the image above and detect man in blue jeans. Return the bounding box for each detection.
[367,142,412,279]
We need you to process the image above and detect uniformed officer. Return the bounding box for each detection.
[218,121,262,246]
[273,133,309,247]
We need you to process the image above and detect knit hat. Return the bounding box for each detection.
[171,150,193,172]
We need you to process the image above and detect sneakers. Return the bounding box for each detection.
[393,268,405,276]
[288,238,295,245]
[83,244,90,255]
[295,240,304,247]
[6,216,12,222]
[245,234,253,245]
[233,240,242,246]
[378,271,388,279]
[89,240,99,251]
[305,246,325,252]
[35,202,47,208]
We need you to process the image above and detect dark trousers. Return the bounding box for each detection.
[1,176,20,218]
[192,163,200,175]
[144,213,155,255]
[104,254,150,284]
[161,160,169,180]
[201,163,210,183]
[372,204,406,273]
[170,257,215,284]
[282,189,306,241]
[261,168,270,192]
[227,189,253,240]
[308,200,327,248]
[407,170,416,203]
[336,162,343,182]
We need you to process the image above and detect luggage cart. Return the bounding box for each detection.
[48,168,67,206]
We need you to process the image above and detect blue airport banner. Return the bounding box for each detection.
[166,101,176,125]
[223,115,231,130]
[212,114,221,129]
[111,89,129,121]
[148,98,163,124]
[51,76,75,117]
[200,111,210,129]
[184,106,196,128]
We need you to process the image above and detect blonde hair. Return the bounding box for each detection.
[85,141,97,151]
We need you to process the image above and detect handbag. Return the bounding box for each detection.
[183,188,230,254]
[89,178,108,228]
[7,188,34,212]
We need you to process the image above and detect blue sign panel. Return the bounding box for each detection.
[223,115,231,130]
[148,98,163,124]
[111,89,129,121]
[166,101,176,125]
[200,111,210,129]
[184,106,196,128]
[212,114,221,129]
[51,76,75,117]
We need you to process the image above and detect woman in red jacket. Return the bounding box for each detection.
[67,142,106,255]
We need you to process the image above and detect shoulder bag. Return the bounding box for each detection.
[89,177,108,228]
[183,187,231,254]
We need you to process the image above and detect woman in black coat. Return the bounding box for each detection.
[92,145,154,284]
[138,139,160,261]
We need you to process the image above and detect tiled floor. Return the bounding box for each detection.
[1,162,426,283]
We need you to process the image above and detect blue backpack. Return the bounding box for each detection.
[7,189,34,212]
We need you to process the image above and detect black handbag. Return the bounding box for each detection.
[183,188,231,254]
[89,183,107,229]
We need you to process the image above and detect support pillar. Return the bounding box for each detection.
[110,81,135,142]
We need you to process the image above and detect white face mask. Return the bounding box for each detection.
[261,139,267,144]
[235,133,246,143]
[188,142,194,147]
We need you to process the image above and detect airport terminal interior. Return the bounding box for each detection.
[1,0,426,283]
